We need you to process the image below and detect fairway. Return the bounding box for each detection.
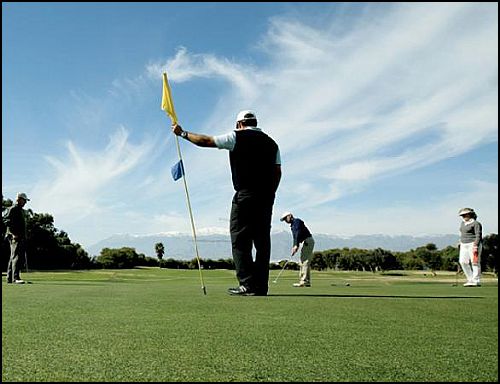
[2,269,498,382]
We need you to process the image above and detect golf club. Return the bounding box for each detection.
[273,254,295,283]
[25,250,29,274]
[452,262,460,287]
[24,250,33,283]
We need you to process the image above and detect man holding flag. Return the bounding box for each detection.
[171,111,281,296]
[162,72,206,295]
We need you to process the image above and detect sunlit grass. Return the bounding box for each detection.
[2,269,498,382]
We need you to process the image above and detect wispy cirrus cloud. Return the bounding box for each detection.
[31,127,157,220]
[26,3,498,246]
[146,2,497,209]
[146,46,262,99]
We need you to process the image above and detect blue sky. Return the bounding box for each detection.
[2,2,498,249]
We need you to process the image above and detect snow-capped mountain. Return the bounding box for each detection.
[86,230,459,261]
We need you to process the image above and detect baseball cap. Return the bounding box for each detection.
[236,110,257,122]
[17,192,30,201]
[280,211,292,221]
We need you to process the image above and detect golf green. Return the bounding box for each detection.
[2,269,498,382]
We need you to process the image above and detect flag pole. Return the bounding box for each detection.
[162,72,206,295]
[174,135,207,295]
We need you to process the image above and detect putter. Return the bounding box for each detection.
[273,254,295,284]
[25,250,29,274]
[452,263,460,287]
[24,250,33,284]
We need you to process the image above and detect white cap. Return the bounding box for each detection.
[236,110,257,122]
[16,192,30,201]
[280,212,292,221]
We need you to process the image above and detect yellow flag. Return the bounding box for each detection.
[161,72,178,124]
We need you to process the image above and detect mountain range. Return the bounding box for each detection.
[86,231,459,261]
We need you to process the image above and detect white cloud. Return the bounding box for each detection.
[31,127,156,221]
[309,180,498,236]
[141,2,497,235]
[23,3,497,246]
[146,47,260,98]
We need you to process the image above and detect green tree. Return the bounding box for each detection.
[160,257,178,269]
[96,247,141,269]
[415,243,441,275]
[338,248,368,271]
[2,201,91,270]
[311,251,327,271]
[154,242,165,263]
[482,233,498,274]
[438,245,459,271]
[377,248,402,271]
[323,250,341,270]
[395,250,426,270]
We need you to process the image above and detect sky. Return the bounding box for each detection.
[2,2,498,249]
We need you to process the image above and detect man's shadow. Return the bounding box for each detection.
[267,293,483,299]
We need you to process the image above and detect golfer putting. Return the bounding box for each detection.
[280,212,315,287]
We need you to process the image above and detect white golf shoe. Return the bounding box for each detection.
[463,282,480,287]
[293,282,311,287]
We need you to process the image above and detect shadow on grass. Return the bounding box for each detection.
[266,294,484,299]
[13,281,111,286]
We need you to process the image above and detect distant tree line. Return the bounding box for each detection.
[311,238,498,274]
[143,238,499,275]
[2,196,498,273]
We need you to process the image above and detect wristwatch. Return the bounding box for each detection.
[180,131,188,139]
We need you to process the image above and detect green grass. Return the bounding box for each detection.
[2,269,498,382]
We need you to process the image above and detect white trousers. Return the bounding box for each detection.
[298,237,315,285]
[459,242,482,284]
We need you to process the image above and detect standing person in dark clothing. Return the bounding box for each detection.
[4,193,30,284]
[458,207,482,287]
[280,212,315,287]
[172,110,281,296]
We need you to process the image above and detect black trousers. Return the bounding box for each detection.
[230,190,275,294]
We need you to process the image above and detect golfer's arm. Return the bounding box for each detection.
[185,132,216,148]
[474,222,482,246]
[273,165,282,193]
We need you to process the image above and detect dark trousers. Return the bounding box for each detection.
[230,190,275,294]
[7,238,25,282]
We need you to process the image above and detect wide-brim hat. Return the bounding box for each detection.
[458,208,474,216]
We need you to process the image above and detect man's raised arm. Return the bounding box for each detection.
[172,123,216,148]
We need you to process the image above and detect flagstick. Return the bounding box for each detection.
[162,71,205,295]
[174,135,207,295]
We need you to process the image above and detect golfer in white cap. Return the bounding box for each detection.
[4,193,30,284]
[280,212,315,287]
[172,110,281,296]
[458,208,483,287]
